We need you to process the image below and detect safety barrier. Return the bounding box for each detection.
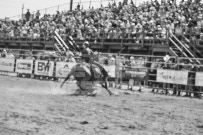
[0,58,75,79]
[0,55,115,80]
[98,53,203,98]
[0,52,203,98]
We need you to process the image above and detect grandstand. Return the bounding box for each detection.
[0,0,203,58]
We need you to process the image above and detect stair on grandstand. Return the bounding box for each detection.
[54,31,80,53]
[181,35,203,58]
[168,33,201,64]
[54,31,69,52]
[54,43,66,52]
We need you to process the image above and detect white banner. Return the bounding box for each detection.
[129,79,134,86]
[0,71,17,76]
[0,58,15,72]
[125,71,146,78]
[104,65,116,78]
[55,62,77,78]
[15,59,33,74]
[156,69,188,85]
[195,72,203,86]
[34,60,54,76]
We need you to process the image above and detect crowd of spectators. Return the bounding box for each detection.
[0,0,203,42]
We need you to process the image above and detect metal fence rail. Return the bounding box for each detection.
[0,51,202,98]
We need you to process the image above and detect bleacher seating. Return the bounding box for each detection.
[0,0,203,55]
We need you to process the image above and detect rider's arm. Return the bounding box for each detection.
[87,48,93,55]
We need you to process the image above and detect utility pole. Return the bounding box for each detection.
[21,4,24,20]
[90,0,92,9]
[70,0,73,11]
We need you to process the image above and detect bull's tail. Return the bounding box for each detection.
[60,74,71,88]
[60,65,76,88]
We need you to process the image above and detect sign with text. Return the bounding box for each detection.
[103,65,116,78]
[0,58,15,72]
[195,72,203,86]
[16,59,33,74]
[55,62,77,78]
[34,60,54,76]
[125,70,146,78]
[156,69,188,85]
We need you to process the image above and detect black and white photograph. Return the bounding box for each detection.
[0,0,203,134]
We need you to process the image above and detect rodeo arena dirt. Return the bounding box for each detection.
[1,0,203,135]
[0,49,202,135]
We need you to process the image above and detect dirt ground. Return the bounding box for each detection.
[0,75,203,135]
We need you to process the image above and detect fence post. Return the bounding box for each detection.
[142,30,144,47]
[145,56,149,88]
[121,32,124,47]
[115,54,120,88]
[167,27,169,47]
[102,28,104,47]
[153,30,155,47]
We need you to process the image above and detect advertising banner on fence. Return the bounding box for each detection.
[15,59,33,74]
[55,62,77,78]
[125,71,146,78]
[0,58,15,72]
[195,72,203,86]
[34,60,54,76]
[156,69,188,85]
[103,65,116,78]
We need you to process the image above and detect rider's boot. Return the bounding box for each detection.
[101,69,108,81]
[100,68,108,88]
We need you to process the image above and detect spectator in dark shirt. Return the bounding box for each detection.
[25,9,31,22]
[35,10,40,21]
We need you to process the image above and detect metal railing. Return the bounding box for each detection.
[0,50,202,98]
[0,30,169,48]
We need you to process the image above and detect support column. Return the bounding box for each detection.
[70,0,73,11]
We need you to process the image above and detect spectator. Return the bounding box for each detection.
[116,56,125,89]
[68,54,76,63]
[0,0,203,43]
[25,9,31,22]
[1,49,7,57]
[128,56,136,90]
[108,55,115,65]
[186,61,201,98]
[162,55,172,95]
[77,3,81,10]
[150,58,162,93]
[35,10,40,21]
[65,49,74,61]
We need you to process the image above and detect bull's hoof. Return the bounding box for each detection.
[87,92,97,97]
[124,91,131,95]
[138,89,142,92]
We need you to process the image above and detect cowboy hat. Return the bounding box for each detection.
[163,55,170,62]
[83,41,89,47]
[130,56,134,60]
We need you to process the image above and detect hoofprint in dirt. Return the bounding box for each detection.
[0,76,203,135]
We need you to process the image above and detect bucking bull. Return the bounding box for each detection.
[60,62,114,96]
[35,51,114,96]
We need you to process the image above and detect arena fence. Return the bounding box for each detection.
[0,50,202,98]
